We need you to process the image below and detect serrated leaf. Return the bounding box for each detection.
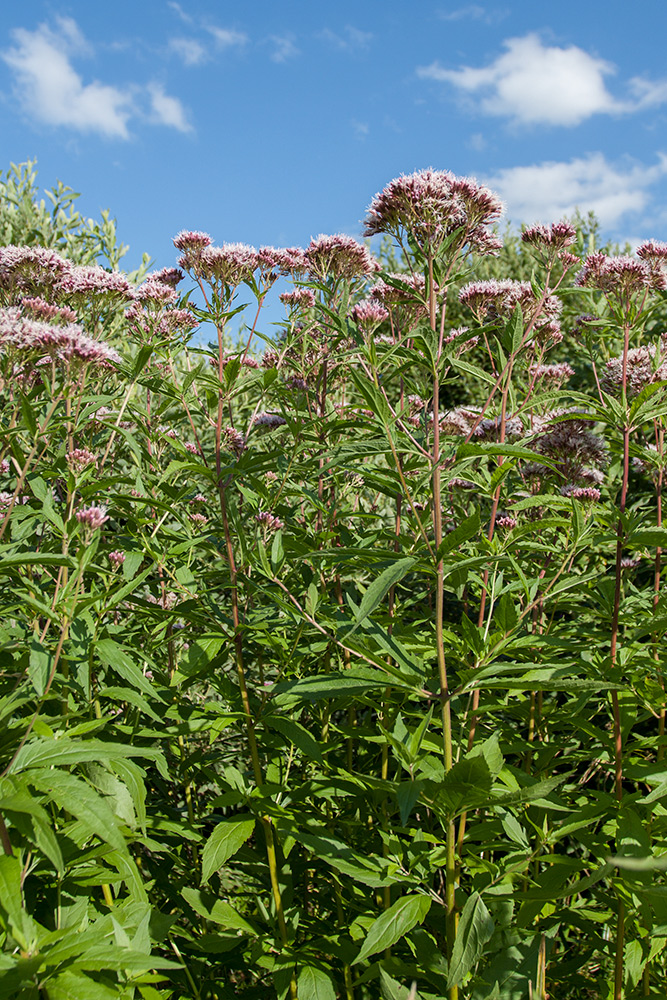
[297,965,336,1000]
[352,894,431,965]
[201,815,255,883]
[447,892,494,987]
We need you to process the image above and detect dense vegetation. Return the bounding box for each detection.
[1,160,667,1000]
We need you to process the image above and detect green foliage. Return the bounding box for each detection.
[2,160,667,1000]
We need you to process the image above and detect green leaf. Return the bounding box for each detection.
[201,815,255,883]
[379,969,421,1000]
[96,639,160,700]
[352,894,431,964]
[447,892,495,988]
[266,716,324,765]
[181,887,258,935]
[351,558,417,633]
[297,966,336,1000]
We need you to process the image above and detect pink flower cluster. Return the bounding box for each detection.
[256,510,284,532]
[76,505,109,530]
[364,169,503,255]
[305,234,379,281]
[67,448,97,472]
[0,309,121,369]
[253,412,287,429]
[109,550,125,568]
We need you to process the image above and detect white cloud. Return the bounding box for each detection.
[148,82,191,132]
[351,119,369,138]
[418,33,621,126]
[169,37,207,67]
[206,26,248,49]
[269,35,299,63]
[3,20,133,138]
[485,154,667,228]
[2,19,193,139]
[167,1,192,24]
[319,26,372,53]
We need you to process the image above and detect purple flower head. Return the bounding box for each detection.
[530,362,575,385]
[109,549,125,569]
[280,288,316,310]
[253,412,287,429]
[576,252,663,294]
[363,169,503,255]
[22,297,78,325]
[522,221,577,251]
[185,441,199,454]
[601,344,667,397]
[495,515,518,530]
[259,246,309,276]
[135,280,179,305]
[67,448,97,473]
[561,485,601,502]
[198,243,259,285]
[256,510,284,532]
[58,265,134,301]
[0,309,121,370]
[0,245,69,294]
[224,426,246,455]
[305,234,379,281]
[76,505,109,530]
[173,231,212,252]
[351,299,389,328]
[147,267,185,288]
[189,512,209,526]
[0,459,9,475]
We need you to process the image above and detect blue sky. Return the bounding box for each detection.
[2,1,667,277]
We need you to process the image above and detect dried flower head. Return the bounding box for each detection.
[224,427,246,455]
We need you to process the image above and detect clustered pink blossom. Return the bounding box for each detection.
[224,427,246,455]
[0,309,121,368]
[109,550,125,568]
[189,512,209,526]
[561,485,601,501]
[0,459,9,475]
[173,231,213,252]
[530,363,575,384]
[0,245,70,292]
[601,344,667,397]
[495,515,518,530]
[305,234,379,281]
[189,493,207,504]
[256,510,284,531]
[576,252,666,294]
[363,169,503,255]
[280,289,316,309]
[76,505,109,530]
[521,221,577,252]
[135,280,179,305]
[253,412,287,428]
[210,354,260,371]
[370,273,428,306]
[21,297,78,324]
[67,448,97,472]
[185,442,199,454]
[147,267,184,287]
[258,246,308,275]
[351,299,389,327]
